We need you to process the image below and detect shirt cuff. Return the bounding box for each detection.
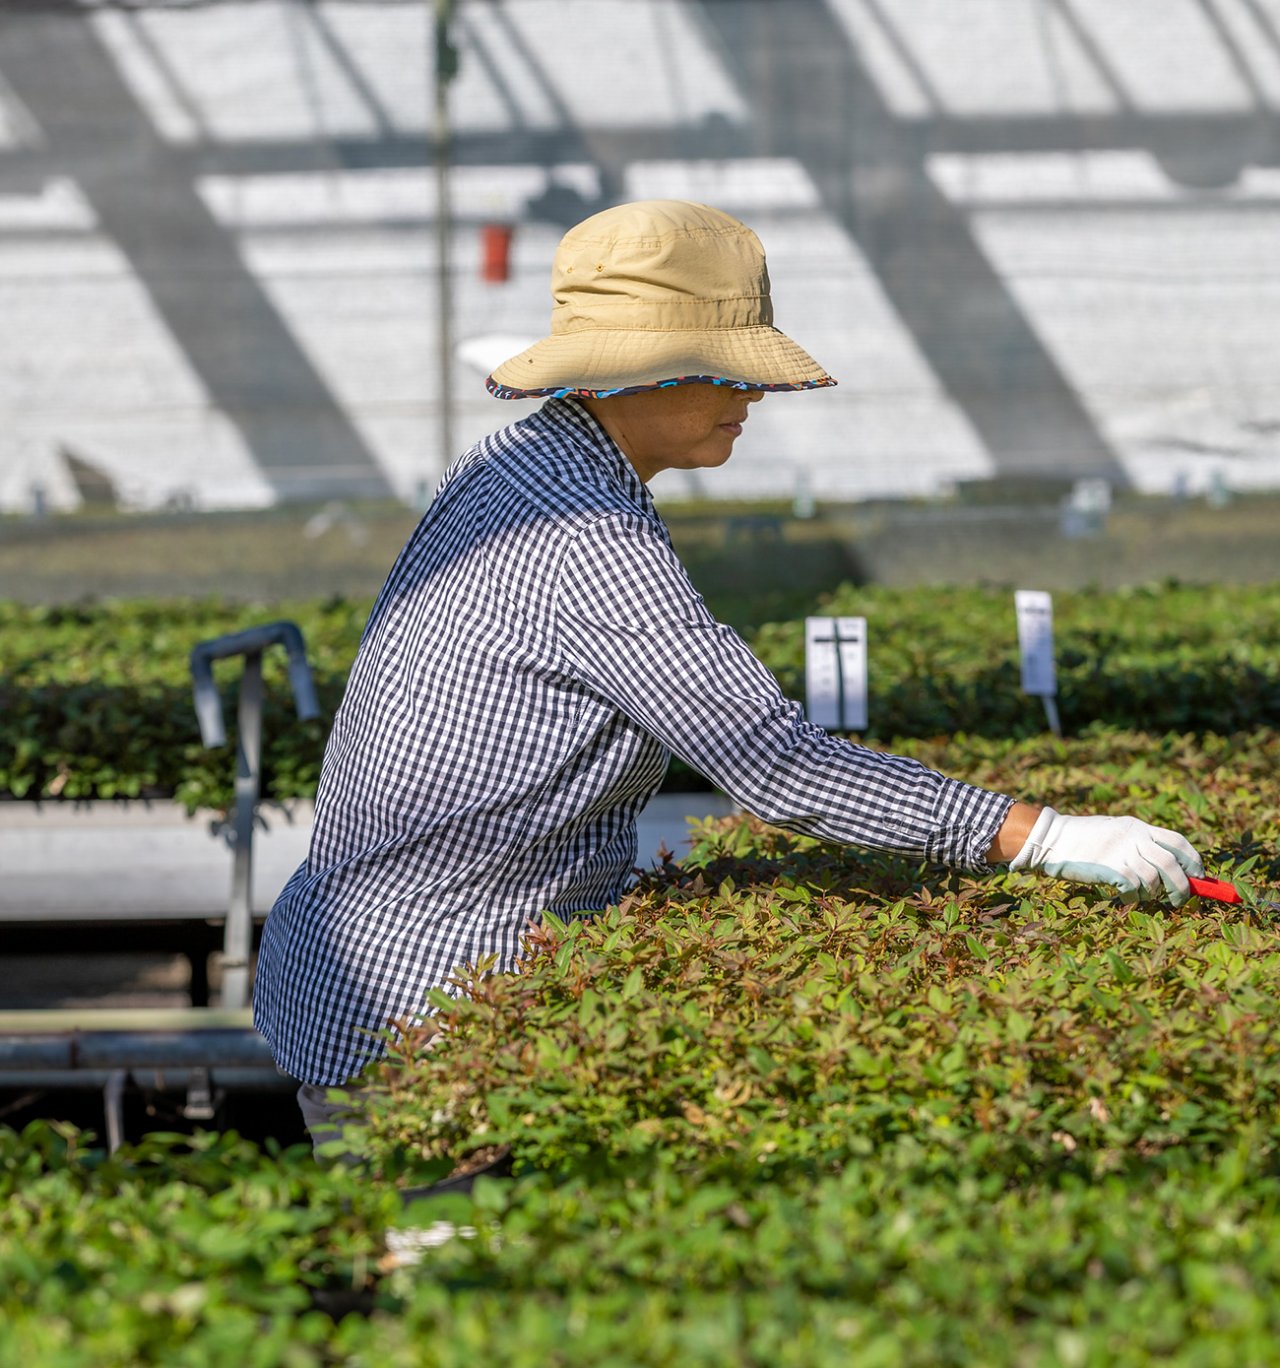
[924,779,1017,873]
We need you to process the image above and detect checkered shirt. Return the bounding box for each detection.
[253,397,1014,1085]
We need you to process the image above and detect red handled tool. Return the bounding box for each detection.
[1187,875,1243,904]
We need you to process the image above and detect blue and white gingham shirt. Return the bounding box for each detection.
[254,397,1013,1085]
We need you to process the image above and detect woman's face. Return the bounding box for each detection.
[581,383,765,483]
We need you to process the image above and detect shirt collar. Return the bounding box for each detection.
[541,396,658,518]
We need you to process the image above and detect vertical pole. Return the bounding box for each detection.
[1042,695,1063,739]
[104,1069,127,1154]
[222,650,263,1010]
[432,0,458,500]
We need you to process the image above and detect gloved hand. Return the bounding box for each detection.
[1009,807,1204,906]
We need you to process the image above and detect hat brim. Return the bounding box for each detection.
[485,325,835,399]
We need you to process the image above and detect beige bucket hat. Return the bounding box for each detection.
[486,199,836,399]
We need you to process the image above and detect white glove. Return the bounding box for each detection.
[1009,807,1204,906]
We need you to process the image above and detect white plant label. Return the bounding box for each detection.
[1014,590,1057,697]
[805,616,868,731]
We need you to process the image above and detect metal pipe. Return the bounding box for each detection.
[0,1031,275,1071]
[222,650,263,1011]
[0,1011,274,1073]
[104,1069,127,1153]
[0,1068,294,1092]
[1042,694,1063,738]
[0,1036,72,1070]
[189,621,319,1008]
[0,1008,256,1031]
[433,0,458,496]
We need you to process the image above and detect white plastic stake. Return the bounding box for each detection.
[1014,589,1061,736]
[805,616,868,732]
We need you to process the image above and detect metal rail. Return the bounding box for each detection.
[0,1020,274,1071]
[0,1009,288,1151]
[1,623,319,1148]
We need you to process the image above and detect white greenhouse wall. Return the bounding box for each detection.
[0,0,1277,513]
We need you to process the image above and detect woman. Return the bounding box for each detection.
[253,200,1202,1143]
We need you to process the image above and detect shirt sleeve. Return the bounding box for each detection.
[554,513,1014,871]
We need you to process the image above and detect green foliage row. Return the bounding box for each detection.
[9,1120,1280,1367]
[0,1123,398,1368]
[4,731,1277,1363]
[0,597,362,807]
[2,582,1279,806]
[752,580,1280,737]
[354,729,1280,1182]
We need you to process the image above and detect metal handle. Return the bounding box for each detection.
[189,620,320,748]
[187,620,322,1011]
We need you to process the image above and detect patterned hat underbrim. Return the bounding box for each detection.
[486,373,837,401]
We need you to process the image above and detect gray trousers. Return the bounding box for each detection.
[296,1034,439,1161]
[296,1081,364,1161]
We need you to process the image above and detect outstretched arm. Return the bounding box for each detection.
[990,801,1204,906]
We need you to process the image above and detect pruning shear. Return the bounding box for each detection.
[1187,876,1280,911]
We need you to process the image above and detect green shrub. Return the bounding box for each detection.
[0,1122,398,1367]
[2,735,1278,1363]
[3,589,1280,1359]
[753,581,1280,738]
[2,584,1279,805]
[0,597,362,808]
[354,831,1280,1187]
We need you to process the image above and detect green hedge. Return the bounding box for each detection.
[1,583,1279,807]
[353,728,1280,1183]
[3,732,1279,1364]
[752,580,1280,737]
[0,597,364,807]
[12,1125,1278,1367]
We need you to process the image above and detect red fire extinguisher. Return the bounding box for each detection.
[481,222,514,283]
